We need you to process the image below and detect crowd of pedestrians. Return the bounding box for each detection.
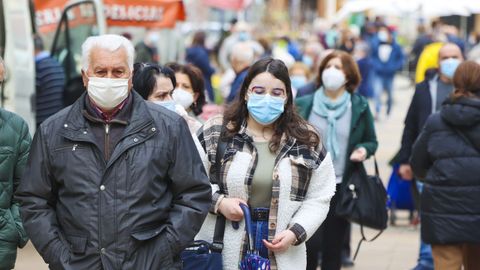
[0,14,479,270]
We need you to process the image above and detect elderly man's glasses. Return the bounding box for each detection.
[249,86,286,98]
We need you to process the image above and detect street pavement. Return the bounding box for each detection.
[13,75,419,270]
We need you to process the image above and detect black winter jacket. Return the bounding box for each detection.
[17,92,211,269]
[411,97,480,245]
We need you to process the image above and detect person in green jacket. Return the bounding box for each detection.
[0,57,31,269]
[296,50,378,270]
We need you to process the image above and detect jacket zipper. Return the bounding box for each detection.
[105,123,110,161]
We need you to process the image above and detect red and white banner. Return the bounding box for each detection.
[202,0,253,11]
[34,0,186,34]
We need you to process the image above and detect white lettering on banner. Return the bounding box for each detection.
[104,5,164,22]
[35,8,62,27]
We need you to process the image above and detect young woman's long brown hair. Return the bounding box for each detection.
[223,58,320,152]
[452,60,480,100]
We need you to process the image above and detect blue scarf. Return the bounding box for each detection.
[312,88,351,160]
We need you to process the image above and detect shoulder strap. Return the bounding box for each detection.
[452,128,478,152]
[373,156,380,177]
[211,122,228,253]
[444,121,479,153]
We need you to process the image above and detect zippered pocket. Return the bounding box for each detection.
[54,143,87,152]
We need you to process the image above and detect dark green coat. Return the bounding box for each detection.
[0,108,31,269]
[295,93,378,184]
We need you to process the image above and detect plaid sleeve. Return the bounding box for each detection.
[289,223,307,245]
[196,114,225,213]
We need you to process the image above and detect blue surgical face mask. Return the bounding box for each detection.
[247,93,285,125]
[238,31,250,41]
[378,31,389,42]
[152,100,177,112]
[440,58,460,79]
[302,55,314,68]
[290,75,307,89]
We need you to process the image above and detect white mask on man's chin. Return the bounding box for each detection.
[87,77,129,110]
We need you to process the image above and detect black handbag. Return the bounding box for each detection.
[181,126,228,270]
[336,157,388,259]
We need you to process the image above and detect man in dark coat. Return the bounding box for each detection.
[17,34,211,270]
[396,43,463,270]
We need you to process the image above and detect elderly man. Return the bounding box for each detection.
[226,42,255,103]
[0,57,31,269]
[395,42,464,270]
[17,34,211,270]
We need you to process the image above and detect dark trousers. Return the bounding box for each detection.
[306,186,349,270]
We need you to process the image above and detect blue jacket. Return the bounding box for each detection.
[186,46,215,101]
[35,53,65,126]
[227,68,248,103]
[371,39,404,76]
[356,57,373,98]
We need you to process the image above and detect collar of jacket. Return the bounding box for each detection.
[59,90,154,141]
[349,93,368,133]
[82,94,131,126]
[231,119,296,154]
[297,92,368,133]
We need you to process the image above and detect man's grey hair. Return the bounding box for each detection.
[81,34,135,71]
[230,42,255,65]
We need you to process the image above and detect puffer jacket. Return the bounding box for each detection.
[17,92,211,270]
[0,108,30,270]
[411,97,480,244]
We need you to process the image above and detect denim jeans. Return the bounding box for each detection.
[251,208,269,258]
[373,74,394,115]
[416,182,434,269]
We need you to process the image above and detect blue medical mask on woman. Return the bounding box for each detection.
[290,75,307,89]
[247,93,285,125]
[440,58,460,79]
[152,100,177,112]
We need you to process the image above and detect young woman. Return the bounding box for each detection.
[296,50,378,270]
[133,62,201,133]
[411,61,480,270]
[196,58,336,270]
[166,63,207,122]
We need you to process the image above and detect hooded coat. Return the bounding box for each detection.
[411,97,480,244]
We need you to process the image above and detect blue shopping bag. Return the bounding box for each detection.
[387,164,415,210]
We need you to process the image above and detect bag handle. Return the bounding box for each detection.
[373,156,380,177]
[211,123,228,253]
[353,223,384,260]
[352,155,384,260]
[239,203,255,252]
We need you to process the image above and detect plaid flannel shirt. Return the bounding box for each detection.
[197,115,327,269]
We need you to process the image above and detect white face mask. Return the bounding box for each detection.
[87,77,129,110]
[172,88,194,109]
[322,67,346,92]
